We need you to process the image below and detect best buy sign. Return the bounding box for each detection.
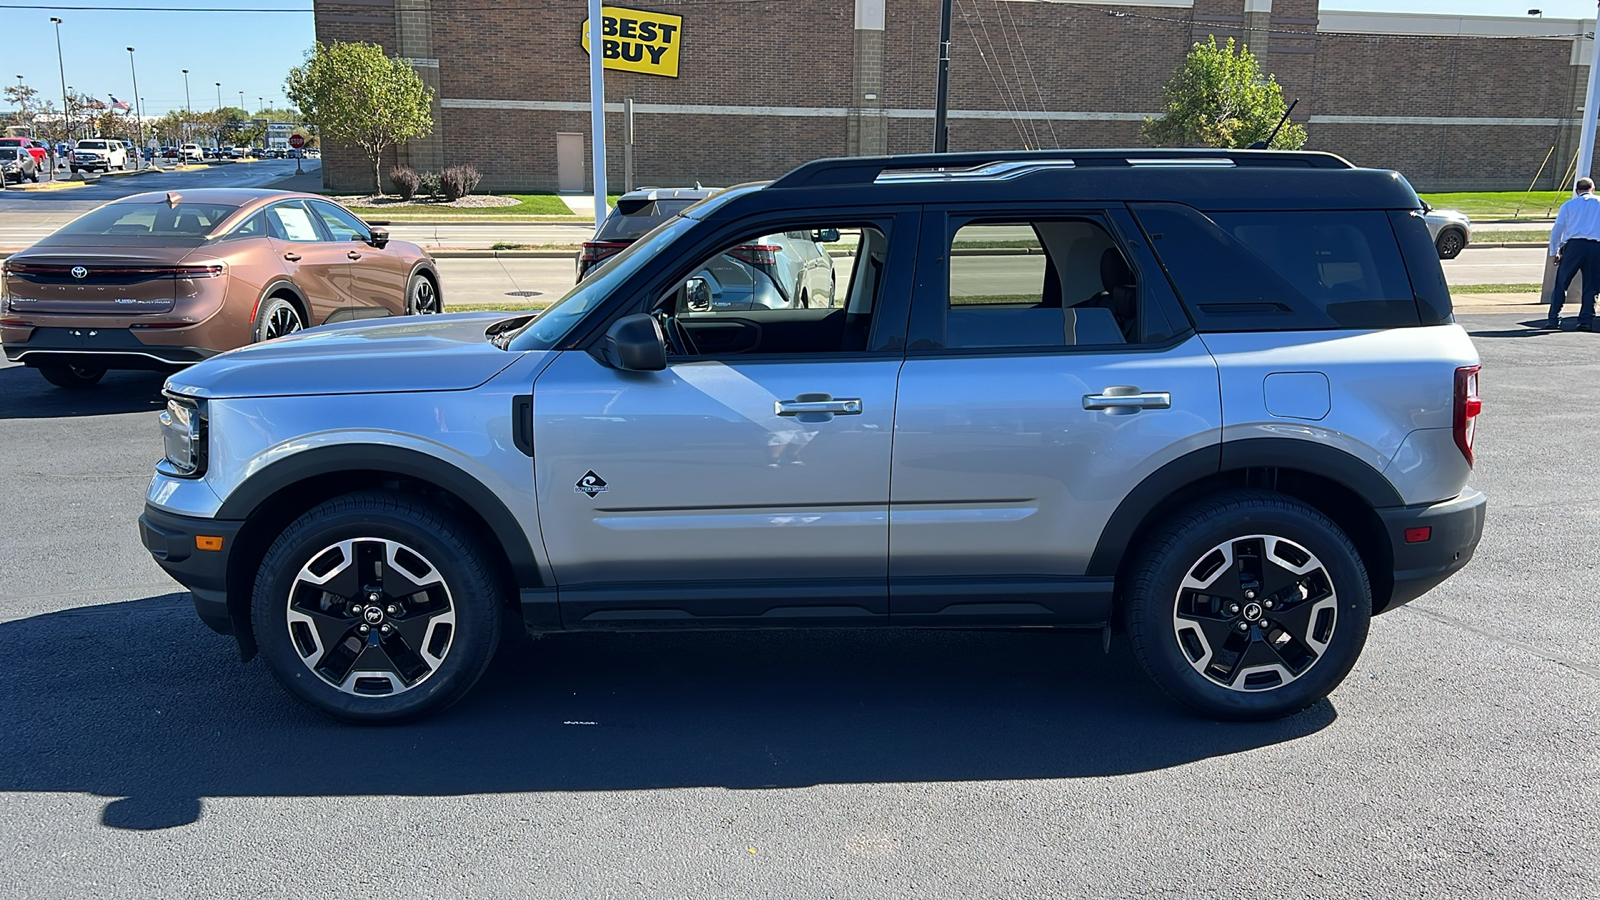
[580,7,683,78]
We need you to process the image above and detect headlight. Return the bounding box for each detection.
[158,394,207,477]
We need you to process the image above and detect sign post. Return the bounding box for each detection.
[289,132,305,174]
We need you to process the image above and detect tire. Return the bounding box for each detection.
[251,491,505,723]
[30,169,40,183]
[1124,491,1372,721]
[1436,230,1465,260]
[37,362,106,389]
[406,272,440,315]
[253,296,305,342]
[797,289,809,310]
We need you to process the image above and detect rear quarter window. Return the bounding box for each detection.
[1132,204,1427,331]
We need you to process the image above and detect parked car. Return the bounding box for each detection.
[179,143,204,162]
[0,136,49,168]
[1421,201,1471,259]
[249,147,267,159]
[160,146,181,160]
[0,146,41,183]
[70,138,128,173]
[579,188,836,310]
[136,149,1486,725]
[1,189,442,388]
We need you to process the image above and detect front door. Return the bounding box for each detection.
[531,213,918,628]
[556,132,584,193]
[263,200,350,326]
[308,199,408,315]
[888,207,1222,625]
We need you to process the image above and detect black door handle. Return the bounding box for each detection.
[282,252,300,262]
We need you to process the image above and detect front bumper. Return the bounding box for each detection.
[1378,488,1487,611]
[139,504,244,636]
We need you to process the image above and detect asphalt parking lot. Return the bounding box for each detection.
[0,311,1595,899]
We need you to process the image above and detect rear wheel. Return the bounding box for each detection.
[251,491,505,723]
[1124,492,1371,720]
[29,169,39,183]
[37,362,106,389]
[253,296,305,342]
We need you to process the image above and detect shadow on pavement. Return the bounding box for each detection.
[0,594,1336,830]
[0,364,166,419]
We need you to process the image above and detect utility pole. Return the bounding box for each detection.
[624,97,634,193]
[588,0,608,231]
[51,17,68,167]
[1579,2,1600,180]
[126,47,144,169]
[933,0,952,152]
[181,68,191,145]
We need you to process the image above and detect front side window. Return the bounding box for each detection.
[264,202,324,243]
[309,200,370,242]
[943,220,1141,350]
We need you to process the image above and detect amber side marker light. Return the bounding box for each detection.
[195,535,224,551]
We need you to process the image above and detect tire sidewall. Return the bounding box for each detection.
[1127,495,1372,720]
[251,499,501,723]
[253,297,302,342]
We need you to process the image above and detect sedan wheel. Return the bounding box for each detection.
[407,273,440,315]
[254,297,305,342]
[37,362,106,389]
[252,492,504,723]
[1125,492,1371,720]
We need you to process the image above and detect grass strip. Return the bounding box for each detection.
[1472,230,1550,244]
[1419,191,1567,219]
[1451,283,1540,294]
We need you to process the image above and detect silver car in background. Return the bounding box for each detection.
[1421,200,1471,259]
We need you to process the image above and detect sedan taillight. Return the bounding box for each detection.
[1454,365,1482,466]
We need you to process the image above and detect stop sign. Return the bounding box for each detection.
[288,134,305,149]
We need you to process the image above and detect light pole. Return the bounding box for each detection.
[51,17,68,173]
[126,47,144,168]
[214,82,221,149]
[181,68,191,144]
[1579,1,1600,180]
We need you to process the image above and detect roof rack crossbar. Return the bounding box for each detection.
[769,148,1352,189]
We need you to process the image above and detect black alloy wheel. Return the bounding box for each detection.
[252,492,504,723]
[37,362,106,389]
[407,273,440,315]
[254,297,305,342]
[1125,492,1371,720]
[1436,229,1466,260]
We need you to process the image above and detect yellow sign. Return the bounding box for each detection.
[580,6,683,78]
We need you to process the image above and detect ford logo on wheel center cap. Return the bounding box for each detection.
[70,266,88,279]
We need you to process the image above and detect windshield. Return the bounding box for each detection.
[77,141,107,150]
[0,149,22,160]
[505,215,699,352]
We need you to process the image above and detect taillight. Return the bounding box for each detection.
[578,240,630,277]
[727,244,779,268]
[1454,365,1482,466]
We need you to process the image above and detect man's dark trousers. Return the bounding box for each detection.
[1548,237,1600,328]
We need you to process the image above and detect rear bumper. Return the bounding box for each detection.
[5,325,214,368]
[1379,488,1487,611]
[139,504,244,636]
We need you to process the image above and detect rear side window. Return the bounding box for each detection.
[1132,204,1423,331]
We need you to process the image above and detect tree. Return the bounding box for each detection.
[286,41,433,193]
[5,80,40,127]
[1142,36,1306,150]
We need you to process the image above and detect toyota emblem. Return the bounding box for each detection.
[70,266,88,279]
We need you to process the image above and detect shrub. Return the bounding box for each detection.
[390,166,421,200]
[418,171,442,199]
[440,164,482,201]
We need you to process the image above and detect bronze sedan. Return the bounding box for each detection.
[1,189,442,388]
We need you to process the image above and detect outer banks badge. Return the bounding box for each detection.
[575,471,608,497]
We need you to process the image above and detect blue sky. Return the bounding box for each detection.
[3,1,1597,117]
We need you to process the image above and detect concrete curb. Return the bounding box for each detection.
[429,249,576,259]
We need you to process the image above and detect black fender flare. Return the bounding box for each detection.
[216,443,543,588]
[1087,437,1402,577]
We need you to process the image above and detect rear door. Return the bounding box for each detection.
[264,200,350,325]
[888,205,1222,625]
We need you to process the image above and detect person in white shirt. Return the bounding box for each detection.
[1546,177,1600,331]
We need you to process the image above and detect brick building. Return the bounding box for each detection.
[312,0,1600,193]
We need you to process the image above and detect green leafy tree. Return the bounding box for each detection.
[5,80,40,127]
[286,41,433,193]
[1142,36,1306,150]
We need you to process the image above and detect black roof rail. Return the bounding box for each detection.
[768,148,1354,189]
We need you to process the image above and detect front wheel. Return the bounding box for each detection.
[1436,230,1465,260]
[1124,492,1371,721]
[406,273,440,315]
[251,492,505,723]
[37,362,106,389]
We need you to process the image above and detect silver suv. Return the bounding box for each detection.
[140,150,1486,724]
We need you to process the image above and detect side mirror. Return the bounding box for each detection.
[367,226,390,249]
[604,313,667,371]
[683,277,712,312]
[811,228,840,243]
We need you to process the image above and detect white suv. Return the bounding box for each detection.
[180,143,204,162]
[70,139,128,173]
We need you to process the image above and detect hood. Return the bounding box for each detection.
[167,312,532,400]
